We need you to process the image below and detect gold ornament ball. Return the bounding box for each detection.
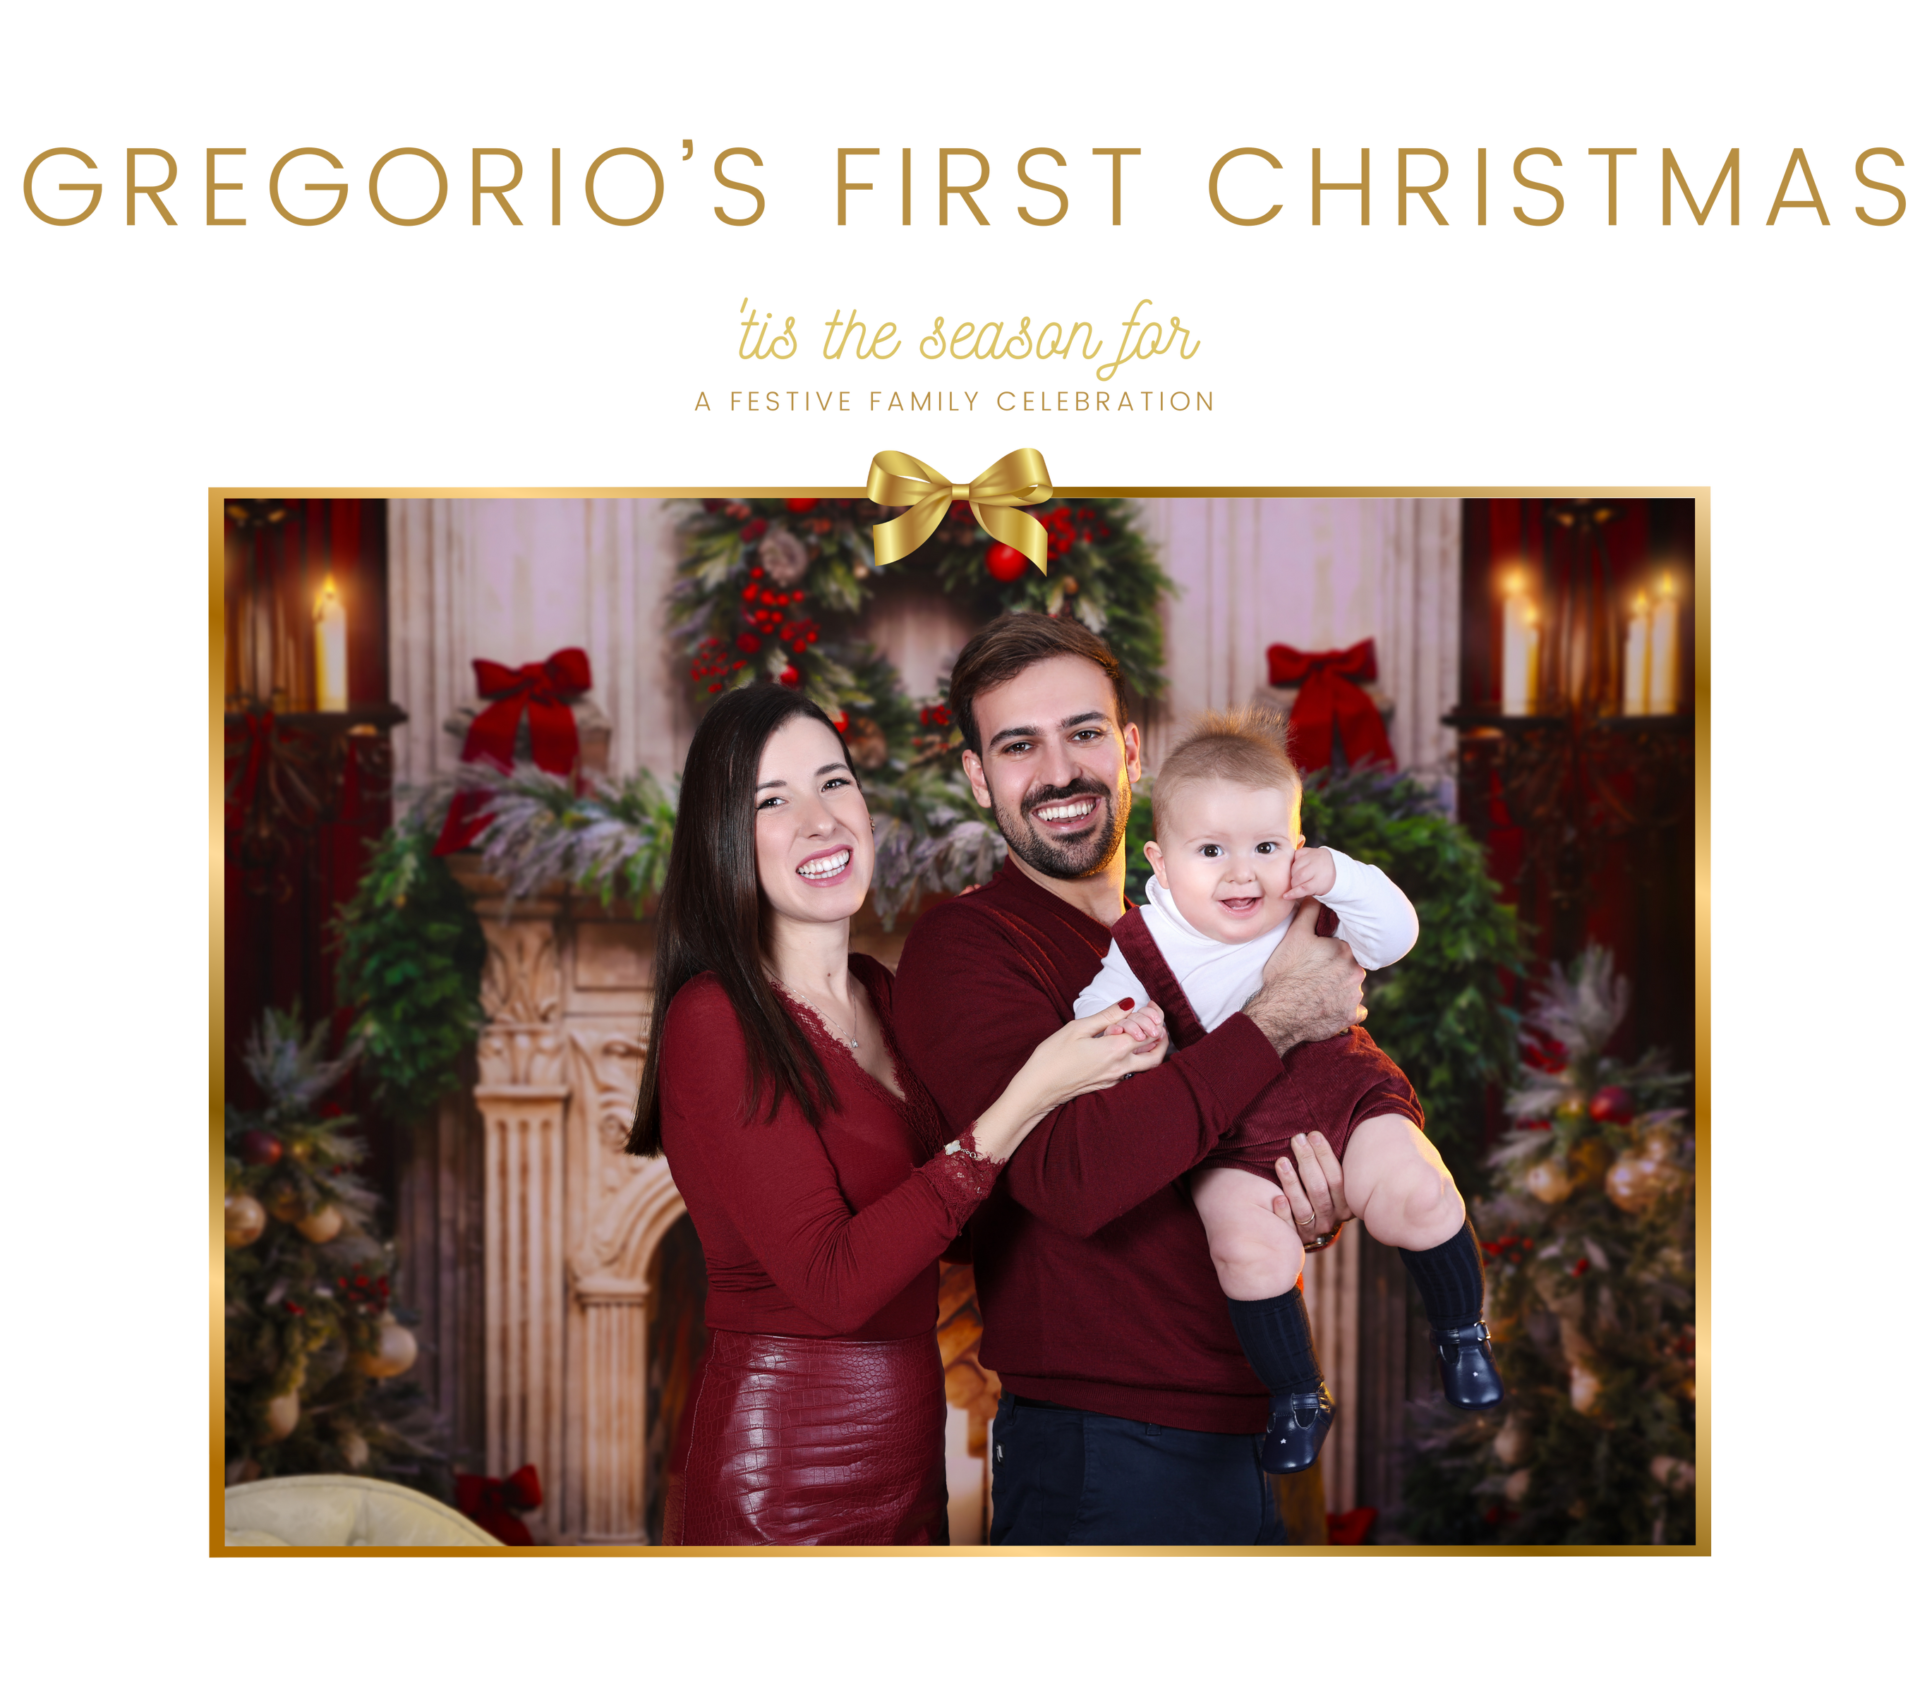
[1502,1468,1532,1504]
[224,1193,267,1248]
[1567,1140,1610,1187]
[295,1204,344,1244]
[1569,1362,1603,1415]
[353,1315,419,1380]
[263,1390,301,1442]
[1524,1159,1574,1205]
[265,1184,306,1224]
[340,1429,371,1470]
[1606,1153,1668,1214]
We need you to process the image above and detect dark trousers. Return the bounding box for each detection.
[989,1394,1284,1546]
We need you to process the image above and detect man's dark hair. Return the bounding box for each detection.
[945,612,1131,757]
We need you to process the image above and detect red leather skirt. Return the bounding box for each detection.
[663,1329,949,1547]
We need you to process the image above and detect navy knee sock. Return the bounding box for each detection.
[1226,1287,1323,1399]
[1399,1218,1485,1332]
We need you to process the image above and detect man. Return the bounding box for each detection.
[892,611,1367,1546]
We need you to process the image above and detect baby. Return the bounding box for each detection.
[1076,706,1503,1473]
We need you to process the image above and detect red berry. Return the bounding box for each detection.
[785,498,818,513]
[779,667,801,688]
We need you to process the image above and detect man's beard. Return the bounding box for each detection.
[992,774,1129,882]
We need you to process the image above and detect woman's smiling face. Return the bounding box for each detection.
[753,712,873,932]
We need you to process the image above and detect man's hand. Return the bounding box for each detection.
[1272,1131,1355,1244]
[1241,897,1365,1055]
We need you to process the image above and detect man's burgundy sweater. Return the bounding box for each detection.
[893,859,1301,1434]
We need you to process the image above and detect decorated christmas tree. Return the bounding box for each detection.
[223,1009,443,1492]
[1400,946,1697,1545]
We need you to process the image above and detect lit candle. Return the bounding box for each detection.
[1501,574,1536,716]
[314,575,348,711]
[1623,592,1651,715]
[1649,573,1679,714]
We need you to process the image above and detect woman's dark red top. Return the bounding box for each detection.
[658,953,995,1341]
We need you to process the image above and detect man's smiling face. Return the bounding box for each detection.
[960,653,1143,882]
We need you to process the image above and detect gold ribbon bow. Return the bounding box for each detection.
[865,447,1054,576]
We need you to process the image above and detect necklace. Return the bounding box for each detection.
[772,976,860,1050]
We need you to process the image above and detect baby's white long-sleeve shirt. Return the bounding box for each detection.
[1072,848,1419,1033]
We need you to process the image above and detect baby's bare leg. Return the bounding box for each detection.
[1340,1114,1465,1250]
[1192,1166,1306,1301]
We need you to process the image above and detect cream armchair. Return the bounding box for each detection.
[224,1475,505,1548]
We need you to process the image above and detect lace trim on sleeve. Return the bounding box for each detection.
[921,1125,1005,1211]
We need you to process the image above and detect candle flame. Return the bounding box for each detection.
[1658,571,1676,599]
[315,574,341,616]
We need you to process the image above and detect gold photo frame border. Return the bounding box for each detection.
[208,483,1710,1557]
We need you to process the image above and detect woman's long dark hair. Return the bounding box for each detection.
[626,685,857,1156]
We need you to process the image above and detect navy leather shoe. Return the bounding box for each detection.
[1431,1321,1505,1408]
[1260,1387,1335,1474]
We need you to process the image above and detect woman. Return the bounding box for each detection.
[627,684,1167,1546]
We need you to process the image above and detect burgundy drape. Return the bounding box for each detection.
[1456,498,1695,1092]
[222,498,393,1188]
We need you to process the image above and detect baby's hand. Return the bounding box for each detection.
[1286,846,1337,902]
[1102,998,1166,1049]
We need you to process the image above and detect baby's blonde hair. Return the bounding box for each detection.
[1151,705,1302,836]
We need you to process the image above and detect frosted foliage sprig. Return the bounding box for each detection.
[244,1007,361,1124]
[455,763,677,906]
[1529,945,1631,1061]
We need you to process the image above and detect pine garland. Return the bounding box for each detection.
[335,812,488,1124]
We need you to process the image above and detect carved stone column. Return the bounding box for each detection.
[463,884,571,1539]
[569,1150,684,1543]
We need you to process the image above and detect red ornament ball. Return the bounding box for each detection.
[1588,1085,1636,1124]
[238,1130,284,1167]
[985,542,1028,582]
[784,498,818,514]
[779,666,801,687]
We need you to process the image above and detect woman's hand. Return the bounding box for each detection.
[1024,998,1168,1110]
[968,1000,1169,1162]
[1271,1131,1355,1249]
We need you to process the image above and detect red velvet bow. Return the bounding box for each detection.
[433,648,592,855]
[454,1464,543,1547]
[1265,639,1396,773]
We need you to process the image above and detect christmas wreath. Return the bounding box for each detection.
[671,494,1171,919]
